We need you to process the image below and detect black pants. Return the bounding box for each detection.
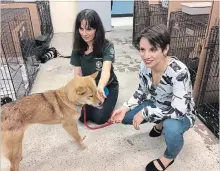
[79,84,119,125]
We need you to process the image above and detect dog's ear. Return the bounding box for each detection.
[76,86,87,95]
[90,72,98,79]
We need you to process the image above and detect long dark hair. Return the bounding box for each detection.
[73,9,106,58]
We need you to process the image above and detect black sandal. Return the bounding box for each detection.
[145,159,174,171]
[149,125,163,137]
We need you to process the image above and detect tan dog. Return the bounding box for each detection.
[1,72,101,171]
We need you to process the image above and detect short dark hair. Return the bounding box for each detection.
[73,9,106,58]
[137,24,170,51]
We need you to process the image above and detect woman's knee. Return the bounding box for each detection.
[122,115,133,125]
[163,119,183,138]
[121,108,138,125]
[122,101,154,125]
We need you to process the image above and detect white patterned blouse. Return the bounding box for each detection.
[123,56,196,127]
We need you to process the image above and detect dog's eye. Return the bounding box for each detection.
[89,95,93,98]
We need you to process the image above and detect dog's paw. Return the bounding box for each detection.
[80,135,86,142]
[79,143,87,150]
[75,136,87,150]
[76,141,87,150]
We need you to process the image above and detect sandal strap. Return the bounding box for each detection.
[156,159,166,170]
[154,126,163,133]
[168,160,174,167]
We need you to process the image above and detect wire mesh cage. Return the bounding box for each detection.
[0,0,14,3]
[36,0,54,42]
[196,26,219,138]
[168,11,209,87]
[132,1,168,49]
[1,8,40,101]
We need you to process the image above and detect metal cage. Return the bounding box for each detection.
[1,8,40,100]
[196,26,219,138]
[0,0,14,3]
[132,1,168,48]
[36,0,54,42]
[168,11,209,87]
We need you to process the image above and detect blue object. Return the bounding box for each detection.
[104,87,109,96]
[111,1,134,15]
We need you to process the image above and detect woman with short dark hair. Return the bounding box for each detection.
[110,24,196,171]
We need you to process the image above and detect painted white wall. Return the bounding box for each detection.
[40,0,111,33]
[49,0,77,33]
[77,0,112,32]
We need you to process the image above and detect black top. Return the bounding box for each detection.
[70,41,118,88]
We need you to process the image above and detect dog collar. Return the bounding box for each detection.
[76,105,82,113]
[74,100,83,113]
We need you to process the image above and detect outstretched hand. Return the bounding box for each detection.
[109,106,128,123]
[109,107,144,130]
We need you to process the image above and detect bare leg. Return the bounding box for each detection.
[155,121,163,130]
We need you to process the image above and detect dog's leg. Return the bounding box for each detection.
[2,129,24,171]
[62,119,86,149]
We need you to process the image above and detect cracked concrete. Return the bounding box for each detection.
[1,27,219,171]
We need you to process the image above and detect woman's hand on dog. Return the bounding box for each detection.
[97,86,106,104]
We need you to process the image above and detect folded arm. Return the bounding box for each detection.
[141,69,194,123]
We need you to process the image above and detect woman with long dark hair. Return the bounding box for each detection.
[71,9,119,124]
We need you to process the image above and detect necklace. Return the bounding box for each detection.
[88,46,93,50]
